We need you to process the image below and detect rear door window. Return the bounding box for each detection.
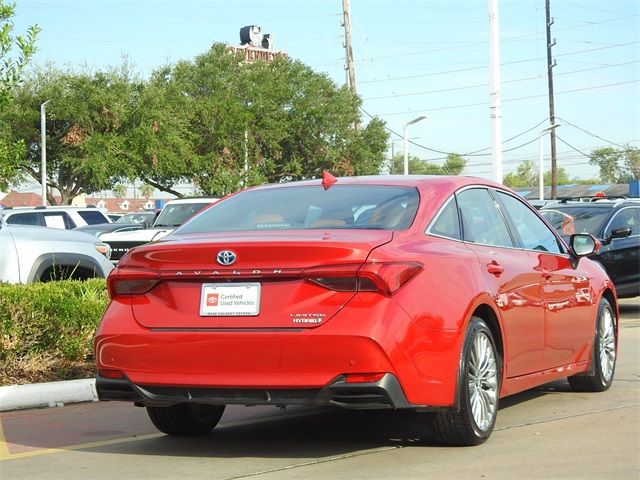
[428,197,461,240]
[455,188,514,247]
[43,212,74,229]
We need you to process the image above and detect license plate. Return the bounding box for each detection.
[199,283,261,316]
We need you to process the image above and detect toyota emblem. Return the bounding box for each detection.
[216,250,237,266]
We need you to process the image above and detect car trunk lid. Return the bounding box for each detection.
[121,230,393,329]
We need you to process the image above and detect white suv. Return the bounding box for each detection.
[100,197,218,262]
[0,206,111,230]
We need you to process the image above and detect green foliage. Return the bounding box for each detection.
[0,1,40,106]
[389,152,467,175]
[0,44,389,200]
[0,279,108,384]
[0,64,144,203]
[589,146,639,183]
[503,161,581,188]
[134,45,389,196]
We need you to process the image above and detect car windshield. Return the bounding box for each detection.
[154,202,212,227]
[178,185,420,233]
[541,206,611,236]
[116,213,152,224]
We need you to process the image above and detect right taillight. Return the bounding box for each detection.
[359,262,423,296]
[107,267,160,298]
[303,262,422,297]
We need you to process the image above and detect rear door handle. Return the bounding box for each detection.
[486,262,504,276]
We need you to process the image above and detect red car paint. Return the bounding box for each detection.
[95,175,617,442]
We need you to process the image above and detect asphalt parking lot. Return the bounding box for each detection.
[1,299,638,480]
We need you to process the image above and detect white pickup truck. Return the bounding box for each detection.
[99,197,218,263]
[0,220,114,283]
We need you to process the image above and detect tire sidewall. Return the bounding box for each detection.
[458,316,502,442]
[592,298,616,390]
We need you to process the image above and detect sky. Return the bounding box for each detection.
[10,0,640,183]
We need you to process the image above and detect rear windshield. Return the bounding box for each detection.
[154,202,213,227]
[541,206,611,236]
[77,210,109,225]
[178,185,420,233]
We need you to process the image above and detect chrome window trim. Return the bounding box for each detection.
[602,206,640,239]
[425,195,462,241]
[426,185,572,259]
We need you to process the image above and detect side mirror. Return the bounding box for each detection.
[601,227,632,246]
[570,233,600,257]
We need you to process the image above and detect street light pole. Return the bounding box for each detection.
[403,115,426,175]
[40,100,50,206]
[538,123,561,200]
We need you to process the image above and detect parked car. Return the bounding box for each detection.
[95,175,618,445]
[0,220,113,283]
[75,211,158,237]
[541,197,640,298]
[99,198,218,262]
[0,205,111,230]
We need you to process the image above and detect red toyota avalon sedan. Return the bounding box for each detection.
[95,175,618,445]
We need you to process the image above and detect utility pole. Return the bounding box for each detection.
[546,0,559,198]
[488,0,503,184]
[40,100,50,206]
[342,0,356,92]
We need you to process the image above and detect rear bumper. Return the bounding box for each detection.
[96,372,443,411]
[95,296,464,407]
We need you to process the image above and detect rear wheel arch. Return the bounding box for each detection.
[601,288,617,319]
[28,253,106,282]
[471,304,504,363]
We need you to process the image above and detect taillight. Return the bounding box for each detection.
[107,267,160,298]
[302,264,361,291]
[303,262,422,297]
[360,262,423,296]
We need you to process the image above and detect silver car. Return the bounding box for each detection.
[0,220,114,283]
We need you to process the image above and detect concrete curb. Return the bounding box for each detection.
[0,378,98,412]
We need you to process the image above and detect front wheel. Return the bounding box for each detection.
[428,317,501,446]
[568,298,617,392]
[146,403,225,436]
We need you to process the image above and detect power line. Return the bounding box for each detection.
[362,60,640,101]
[555,117,629,149]
[374,79,639,117]
[555,135,590,158]
[356,41,639,85]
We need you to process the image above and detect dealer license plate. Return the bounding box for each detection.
[199,283,261,316]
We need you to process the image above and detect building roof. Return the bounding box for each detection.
[0,190,162,212]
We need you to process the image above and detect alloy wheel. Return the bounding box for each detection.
[468,331,498,432]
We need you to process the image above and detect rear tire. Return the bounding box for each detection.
[568,298,616,392]
[428,317,501,446]
[146,403,225,436]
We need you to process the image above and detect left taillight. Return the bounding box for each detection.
[107,267,160,298]
[303,262,422,297]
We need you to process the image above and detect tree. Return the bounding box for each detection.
[139,182,154,198]
[112,183,127,198]
[0,1,40,106]
[0,1,39,190]
[590,146,639,183]
[0,65,142,204]
[503,161,577,188]
[129,44,389,197]
[389,152,467,175]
